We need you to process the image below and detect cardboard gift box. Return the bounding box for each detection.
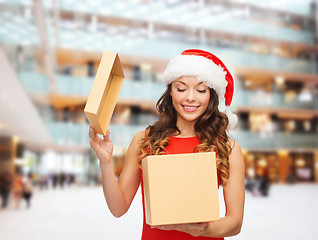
[84,51,125,135]
[142,152,220,226]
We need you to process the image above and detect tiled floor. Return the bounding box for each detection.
[0,183,317,240]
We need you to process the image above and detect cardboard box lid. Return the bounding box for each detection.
[84,51,125,135]
[84,51,124,115]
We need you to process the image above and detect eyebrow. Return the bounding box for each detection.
[175,80,205,86]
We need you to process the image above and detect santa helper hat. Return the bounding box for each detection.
[163,49,238,129]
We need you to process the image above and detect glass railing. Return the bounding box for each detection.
[1,14,316,74]
[1,0,313,17]
[55,74,93,95]
[54,1,314,44]
[18,72,92,94]
[0,2,315,48]
[16,38,316,75]
[220,49,316,74]
[229,0,313,16]
[46,122,90,146]
[18,72,50,93]
[19,71,318,111]
[19,71,166,98]
[119,80,165,101]
[46,122,148,147]
[46,122,318,150]
[58,36,317,74]
[236,88,318,110]
[230,130,318,150]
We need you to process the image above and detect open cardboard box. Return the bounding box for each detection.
[142,152,220,226]
[84,51,125,135]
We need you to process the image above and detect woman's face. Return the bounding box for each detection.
[170,76,210,124]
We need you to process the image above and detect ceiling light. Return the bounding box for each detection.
[275,76,285,85]
[13,135,19,143]
[299,88,313,102]
[278,150,289,155]
[295,158,306,167]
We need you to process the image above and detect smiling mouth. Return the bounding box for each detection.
[182,105,199,111]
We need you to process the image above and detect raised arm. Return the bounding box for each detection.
[89,127,144,218]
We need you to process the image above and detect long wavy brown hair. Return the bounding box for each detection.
[138,83,233,185]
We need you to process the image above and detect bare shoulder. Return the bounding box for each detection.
[133,130,146,143]
[124,130,147,166]
[228,138,241,152]
[128,130,147,150]
[135,130,146,139]
[228,138,244,166]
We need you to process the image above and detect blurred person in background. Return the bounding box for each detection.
[31,172,39,187]
[59,172,66,188]
[245,167,258,196]
[0,171,12,208]
[89,49,245,239]
[22,173,33,208]
[52,173,58,189]
[257,169,270,197]
[12,171,24,209]
[39,174,49,190]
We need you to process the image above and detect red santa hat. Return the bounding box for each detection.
[163,49,238,129]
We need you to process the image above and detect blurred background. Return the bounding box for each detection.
[0,0,318,239]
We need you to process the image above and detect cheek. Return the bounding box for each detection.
[171,91,183,104]
[172,97,181,111]
[200,93,210,107]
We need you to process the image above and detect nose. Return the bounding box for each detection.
[186,89,196,102]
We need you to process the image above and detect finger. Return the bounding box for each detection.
[154,225,165,230]
[199,222,209,226]
[104,129,111,140]
[197,222,209,230]
[89,127,96,139]
[157,226,169,230]
[157,225,176,231]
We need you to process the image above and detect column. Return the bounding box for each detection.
[314,151,318,182]
[278,150,291,183]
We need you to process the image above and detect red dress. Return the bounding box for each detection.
[140,136,224,240]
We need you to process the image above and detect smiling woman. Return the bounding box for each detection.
[170,76,211,128]
[89,49,245,240]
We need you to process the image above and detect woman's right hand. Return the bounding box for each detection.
[89,127,114,165]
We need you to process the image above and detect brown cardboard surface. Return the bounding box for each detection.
[84,51,124,135]
[142,152,220,226]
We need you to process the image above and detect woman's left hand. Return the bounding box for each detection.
[154,222,209,237]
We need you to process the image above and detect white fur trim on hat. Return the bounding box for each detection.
[163,55,228,100]
[224,106,238,130]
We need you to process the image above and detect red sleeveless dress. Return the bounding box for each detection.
[140,136,224,240]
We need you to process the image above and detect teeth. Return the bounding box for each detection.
[184,106,197,110]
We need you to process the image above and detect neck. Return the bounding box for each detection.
[176,118,196,137]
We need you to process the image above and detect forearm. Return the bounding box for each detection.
[100,162,128,218]
[201,216,242,238]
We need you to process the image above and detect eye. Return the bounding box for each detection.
[197,89,207,93]
[177,88,186,92]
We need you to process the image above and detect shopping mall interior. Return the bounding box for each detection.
[1,1,318,239]
[1,0,318,184]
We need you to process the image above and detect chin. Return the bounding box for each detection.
[179,114,201,123]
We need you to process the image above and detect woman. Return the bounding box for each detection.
[89,49,245,239]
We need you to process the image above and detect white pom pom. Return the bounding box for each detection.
[224,106,238,130]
